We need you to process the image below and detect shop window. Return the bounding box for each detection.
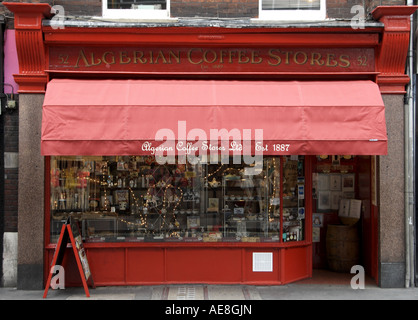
[258,0,326,20]
[103,0,170,19]
[49,156,305,244]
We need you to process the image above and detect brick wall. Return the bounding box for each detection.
[170,0,258,18]
[53,0,101,17]
[0,95,19,286]
[3,107,19,233]
[0,0,408,22]
[3,168,18,233]
[328,0,406,19]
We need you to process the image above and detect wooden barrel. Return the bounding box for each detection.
[326,224,359,273]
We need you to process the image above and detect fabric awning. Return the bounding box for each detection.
[41,79,387,156]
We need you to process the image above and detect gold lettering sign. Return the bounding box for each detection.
[50,47,374,73]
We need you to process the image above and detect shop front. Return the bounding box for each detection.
[4,2,416,288]
[42,78,386,285]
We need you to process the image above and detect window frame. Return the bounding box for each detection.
[258,0,326,21]
[102,0,171,19]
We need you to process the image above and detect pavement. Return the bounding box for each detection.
[1,277,418,300]
[1,270,418,301]
[1,271,415,320]
[1,278,418,319]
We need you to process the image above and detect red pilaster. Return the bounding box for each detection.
[3,2,52,93]
[372,5,418,94]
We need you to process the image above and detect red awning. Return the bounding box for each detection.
[41,79,387,156]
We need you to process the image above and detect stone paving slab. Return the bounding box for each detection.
[2,283,418,300]
[66,293,136,300]
[151,285,261,300]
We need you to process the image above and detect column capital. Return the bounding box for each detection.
[372,6,418,94]
[3,2,52,93]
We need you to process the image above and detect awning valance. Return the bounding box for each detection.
[41,79,387,156]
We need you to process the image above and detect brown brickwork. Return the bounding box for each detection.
[4,169,18,232]
[3,109,18,233]
[0,0,101,20]
[366,0,407,16]
[327,0,364,19]
[53,0,102,17]
[160,0,407,18]
[170,0,258,18]
[327,0,406,20]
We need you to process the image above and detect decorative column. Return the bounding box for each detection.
[372,5,418,94]
[4,2,52,93]
[3,2,52,289]
[372,5,417,287]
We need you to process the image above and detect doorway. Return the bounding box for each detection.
[311,155,378,283]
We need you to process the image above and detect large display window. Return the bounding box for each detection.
[49,155,306,244]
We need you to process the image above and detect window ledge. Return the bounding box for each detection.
[42,16,384,29]
[94,16,178,23]
[250,18,384,29]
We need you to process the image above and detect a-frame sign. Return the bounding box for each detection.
[43,217,94,298]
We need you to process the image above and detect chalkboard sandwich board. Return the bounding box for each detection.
[43,217,95,298]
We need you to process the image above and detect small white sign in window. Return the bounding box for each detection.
[253,252,273,272]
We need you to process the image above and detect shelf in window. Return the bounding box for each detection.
[225,199,263,202]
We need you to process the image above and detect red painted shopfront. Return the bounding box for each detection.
[4,2,417,287]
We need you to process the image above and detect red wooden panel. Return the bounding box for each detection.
[165,248,242,283]
[87,248,125,285]
[357,156,372,276]
[282,246,311,284]
[371,205,379,283]
[243,249,281,284]
[46,245,313,286]
[126,248,165,284]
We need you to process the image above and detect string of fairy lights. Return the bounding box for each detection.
[51,156,300,239]
[267,157,279,222]
[62,159,219,237]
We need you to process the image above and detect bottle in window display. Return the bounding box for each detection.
[129,178,135,188]
[298,159,304,176]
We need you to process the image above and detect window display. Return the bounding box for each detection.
[49,155,305,243]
